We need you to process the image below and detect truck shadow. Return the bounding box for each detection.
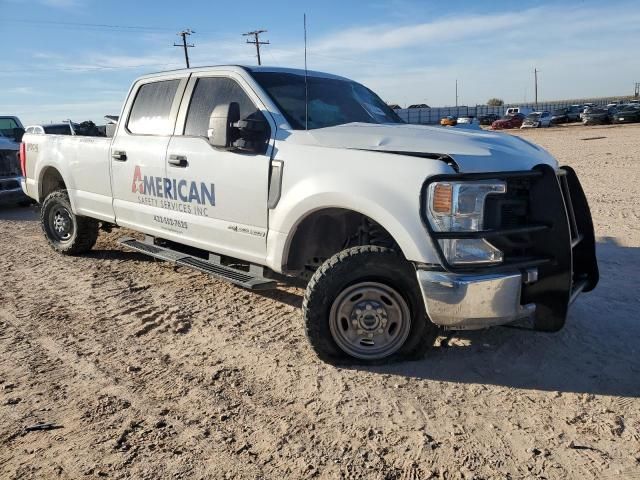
[355,237,640,398]
[0,204,39,222]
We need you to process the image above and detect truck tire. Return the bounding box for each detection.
[303,246,438,364]
[40,190,98,255]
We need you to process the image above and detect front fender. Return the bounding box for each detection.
[267,175,443,272]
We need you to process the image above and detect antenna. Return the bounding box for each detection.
[304,14,309,131]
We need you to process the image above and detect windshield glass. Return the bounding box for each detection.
[251,71,404,130]
[0,117,19,138]
[526,113,540,120]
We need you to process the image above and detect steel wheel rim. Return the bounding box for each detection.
[329,281,411,360]
[48,206,74,242]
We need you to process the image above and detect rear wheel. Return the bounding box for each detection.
[41,190,98,255]
[303,246,438,364]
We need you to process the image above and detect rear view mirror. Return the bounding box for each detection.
[208,102,240,149]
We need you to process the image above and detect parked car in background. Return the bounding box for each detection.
[454,116,481,129]
[505,106,532,116]
[25,122,77,135]
[407,104,430,109]
[0,115,29,206]
[521,111,552,128]
[582,107,615,125]
[550,108,570,124]
[612,105,640,124]
[455,115,478,125]
[0,116,24,142]
[478,113,500,125]
[440,115,457,126]
[387,104,401,110]
[567,105,583,122]
[491,113,525,130]
[26,121,106,137]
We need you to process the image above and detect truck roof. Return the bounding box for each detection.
[138,65,350,82]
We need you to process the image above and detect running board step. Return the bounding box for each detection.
[117,237,277,290]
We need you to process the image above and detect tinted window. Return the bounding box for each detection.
[128,79,180,135]
[251,72,403,130]
[184,77,261,137]
[0,117,19,138]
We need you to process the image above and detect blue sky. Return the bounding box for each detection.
[1,0,638,124]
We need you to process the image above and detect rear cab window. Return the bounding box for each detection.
[127,79,181,135]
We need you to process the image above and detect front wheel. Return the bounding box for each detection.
[41,190,99,255]
[302,246,439,364]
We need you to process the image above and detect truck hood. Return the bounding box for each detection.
[299,122,557,173]
[0,135,19,151]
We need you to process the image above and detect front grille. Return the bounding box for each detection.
[0,150,20,177]
[421,165,599,331]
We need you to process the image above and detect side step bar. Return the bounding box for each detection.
[117,236,277,291]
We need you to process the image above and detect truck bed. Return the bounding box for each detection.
[22,133,115,221]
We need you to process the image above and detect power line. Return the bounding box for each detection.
[174,29,195,68]
[1,18,176,32]
[243,30,269,66]
[0,62,184,74]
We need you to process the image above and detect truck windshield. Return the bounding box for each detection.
[251,71,404,130]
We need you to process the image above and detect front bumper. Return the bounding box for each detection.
[418,165,599,331]
[417,270,535,329]
[0,176,27,205]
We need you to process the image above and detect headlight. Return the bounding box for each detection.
[426,180,506,265]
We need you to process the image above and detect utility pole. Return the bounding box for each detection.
[455,79,459,107]
[243,29,270,66]
[174,29,195,68]
[534,68,539,107]
[635,82,640,98]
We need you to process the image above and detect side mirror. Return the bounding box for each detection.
[208,102,240,149]
[233,115,269,153]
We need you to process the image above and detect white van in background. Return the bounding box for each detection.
[505,106,533,116]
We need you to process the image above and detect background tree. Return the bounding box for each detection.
[487,98,504,106]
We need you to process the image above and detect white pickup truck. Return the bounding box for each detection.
[20,66,599,363]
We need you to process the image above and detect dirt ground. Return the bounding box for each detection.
[1,123,639,480]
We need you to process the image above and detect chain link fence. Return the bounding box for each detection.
[396,96,633,124]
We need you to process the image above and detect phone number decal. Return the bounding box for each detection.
[153,215,188,230]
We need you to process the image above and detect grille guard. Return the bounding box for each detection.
[420,164,599,332]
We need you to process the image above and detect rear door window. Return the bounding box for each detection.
[184,77,262,137]
[127,79,180,135]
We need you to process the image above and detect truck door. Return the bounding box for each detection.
[110,74,187,232]
[165,72,274,264]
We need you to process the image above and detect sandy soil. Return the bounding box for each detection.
[1,123,639,479]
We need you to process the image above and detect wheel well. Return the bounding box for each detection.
[284,208,400,278]
[39,167,66,201]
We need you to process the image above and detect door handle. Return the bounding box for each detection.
[111,151,127,161]
[168,154,188,167]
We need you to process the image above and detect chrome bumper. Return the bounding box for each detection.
[416,270,535,330]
